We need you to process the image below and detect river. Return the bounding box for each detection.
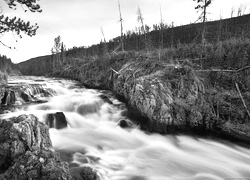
[1,76,250,180]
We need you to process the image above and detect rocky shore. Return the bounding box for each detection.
[109,59,250,142]
[53,55,250,143]
[0,114,72,179]
[0,77,102,179]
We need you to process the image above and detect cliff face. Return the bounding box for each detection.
[112,60,250,141]
[0,114,72,180]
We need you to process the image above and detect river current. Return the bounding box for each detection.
[1,76,250,180]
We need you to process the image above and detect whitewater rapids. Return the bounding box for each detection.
[1,76,250,180]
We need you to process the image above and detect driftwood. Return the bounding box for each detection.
[110,68,119,74]
[236,66,250,72]
[178,58,206,62]
[196,65,250,72]
[235,82,250,120]
[196,69,235,72]
[111,43,121,54]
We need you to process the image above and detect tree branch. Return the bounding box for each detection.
[0,40,12,49]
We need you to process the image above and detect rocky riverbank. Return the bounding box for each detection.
[0,113,101,180]
[48,54,250,143]
[110,59,250,142]
[0,81,101,180]
[15,52,250,143]
[0,114,72,179]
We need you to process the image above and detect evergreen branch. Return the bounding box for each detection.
[4,0,42,13]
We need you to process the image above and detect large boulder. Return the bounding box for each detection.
[70,166,100,180]
[44,112,68,129]
[113,61,209,132]
[0,114,72,179]
[118,119,135,129]
[112,60,250,142]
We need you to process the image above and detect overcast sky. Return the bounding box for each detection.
[1,0,250,63]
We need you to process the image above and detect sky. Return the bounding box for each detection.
[0,0,250,64]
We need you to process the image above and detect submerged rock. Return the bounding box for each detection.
[118,119,134,129]
[1,91,16,105]
[77,102,103,116]
[0,114,72,179]
[70,166,100,180]
[99,94,113,104]
[45,112,68,129]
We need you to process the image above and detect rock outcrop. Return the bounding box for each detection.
[70,166,100,180]
[112,60,250,142]
[0,114,72,179]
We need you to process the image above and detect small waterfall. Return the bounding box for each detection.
[0,83,56,107]
[1,76,250,180]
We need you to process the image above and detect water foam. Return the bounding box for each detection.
[1,76,250,180]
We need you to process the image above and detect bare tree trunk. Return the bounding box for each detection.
[235,82,250,121]
[160,5,164,50]
[118,0,124,52]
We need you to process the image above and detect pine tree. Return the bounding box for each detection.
[0,0,42,48]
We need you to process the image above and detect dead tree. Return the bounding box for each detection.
[118,0,124,52]
[194,0,212,43]
[100,27,109,56]
[137,7,146,41]
[159,5,164,49]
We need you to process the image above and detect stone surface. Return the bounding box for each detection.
[118,119,134,129]
[45,112,68,129]
[112,60,250,142]
[99,94,113,104]
[70,166,100,180]
[113,61,208,131]
[0,114,72,179]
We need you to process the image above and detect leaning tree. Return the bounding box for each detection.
[0,0,42,48]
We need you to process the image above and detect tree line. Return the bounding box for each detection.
[0,55,14,72]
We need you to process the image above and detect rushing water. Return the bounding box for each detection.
[1,76,250,180]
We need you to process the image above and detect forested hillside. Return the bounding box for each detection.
[17,55,52,76]
[17,13,250,76]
